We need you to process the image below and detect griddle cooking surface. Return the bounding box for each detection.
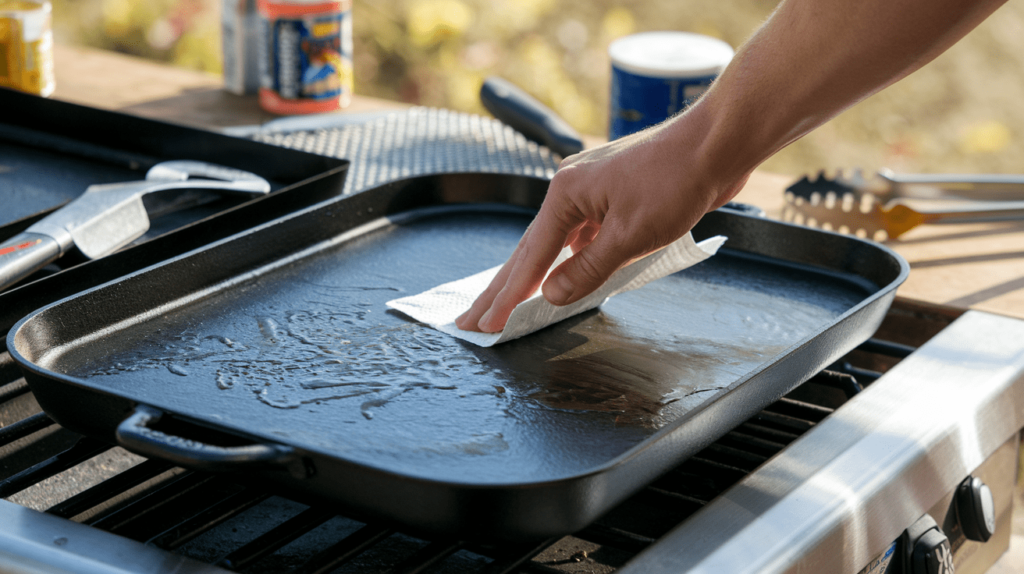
[48,207,868,484]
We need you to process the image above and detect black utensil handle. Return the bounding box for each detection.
[720,202,766,217]
[0,232,61,292]
[480,76,585,159]
[116,404,298,473]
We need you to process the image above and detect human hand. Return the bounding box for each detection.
[459,0,1009,336]
[454,117,749,333]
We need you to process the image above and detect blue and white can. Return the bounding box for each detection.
[609,32,734,140]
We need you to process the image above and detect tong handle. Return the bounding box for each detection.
[880,170,1024,201]
[0,232,61,292]
[917,200,1024,224]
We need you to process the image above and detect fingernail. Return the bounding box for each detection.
[544,273,575,305]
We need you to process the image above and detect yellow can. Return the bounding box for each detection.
[0,0,54,96]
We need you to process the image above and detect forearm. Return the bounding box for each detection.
[680,0,1007,196]
[457,0,1007,331]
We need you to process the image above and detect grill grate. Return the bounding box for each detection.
[0,338,910,573]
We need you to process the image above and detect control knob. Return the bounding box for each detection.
[955,475,996,543]
[902,514,955,574]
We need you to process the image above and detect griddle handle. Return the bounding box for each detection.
[116,405,311,478]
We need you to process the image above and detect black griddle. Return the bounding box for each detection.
[0,87,348,316]
[8,172,908,541]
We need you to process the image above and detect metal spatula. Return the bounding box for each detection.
[0,161,271,291]
[783,170,1024,240]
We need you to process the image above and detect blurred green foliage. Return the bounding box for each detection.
[49,0,1024,176]
[51,0,221,72]
[353,0,770,135]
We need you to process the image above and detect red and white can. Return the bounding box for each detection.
[257,0,353,114]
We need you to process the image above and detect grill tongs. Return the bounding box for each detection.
[0,160,271,291]
[782,169,1024,239]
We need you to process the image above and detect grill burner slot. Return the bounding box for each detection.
[0,437,111,498]
[216,506,337,570]
[0,340,906,573]
[46,458,175,521]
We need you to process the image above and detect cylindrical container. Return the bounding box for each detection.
[0,0,54,97]
[257,0,353,114]
[223,0,261,95]
[608,31,733,140]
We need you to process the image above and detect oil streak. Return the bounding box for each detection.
[167,364,188,376]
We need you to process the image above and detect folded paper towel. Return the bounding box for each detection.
[386,233,726,347]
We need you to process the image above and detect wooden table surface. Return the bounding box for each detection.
[51,44,1024,320]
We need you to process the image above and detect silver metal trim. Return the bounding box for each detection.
[0,500,228,574]
[621,309,1024,574]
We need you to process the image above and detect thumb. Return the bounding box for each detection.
[541,228,634,306]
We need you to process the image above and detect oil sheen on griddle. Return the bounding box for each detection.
[65,211,867,483]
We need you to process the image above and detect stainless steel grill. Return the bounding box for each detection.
[2,95,1021,574]
[0,339,886,573]
[5,297,1018,574]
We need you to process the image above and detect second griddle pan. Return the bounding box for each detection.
[0,88,349,302]
[9,172,908,541]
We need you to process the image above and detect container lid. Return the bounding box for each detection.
[257,0,348,17]
[0,1,50,42]
[609,31,734,78]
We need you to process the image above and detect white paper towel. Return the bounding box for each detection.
[386,233,727,347]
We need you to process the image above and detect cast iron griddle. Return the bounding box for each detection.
[0,88,348,307]
[10,173,908,540]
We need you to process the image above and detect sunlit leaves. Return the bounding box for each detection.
[406,0,472,47]
[48,0,1024,175]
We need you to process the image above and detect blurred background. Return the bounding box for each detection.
[49,0,1024,177]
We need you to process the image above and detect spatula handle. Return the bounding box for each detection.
[0,232,61,292]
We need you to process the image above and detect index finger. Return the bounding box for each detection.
[476,207,576,332]
[456,197,582,332]
[454,225,538,331]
